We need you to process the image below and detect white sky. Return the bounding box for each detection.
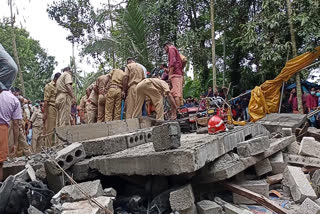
[0,0,108,75]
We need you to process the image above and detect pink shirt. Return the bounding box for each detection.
[306,94,318,110]
[168,46,183,76]
[0,91,22,126]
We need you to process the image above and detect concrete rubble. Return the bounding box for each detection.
[3,114,320,213]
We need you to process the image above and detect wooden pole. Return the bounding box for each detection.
[286,0,303,114]
[210,0,216,89]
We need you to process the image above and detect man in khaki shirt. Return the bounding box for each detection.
[86,83,98,123]
[43,73,61,147]
[132,78,177,120]
[123,58,145,119]
[28,102,44,153]
[105,69,126,121]
[55,67,75,127]
[96,75,108,122]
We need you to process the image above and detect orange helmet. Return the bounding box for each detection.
[208,115,226,134]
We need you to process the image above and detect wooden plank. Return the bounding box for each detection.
[266,173,283,185]
[222,182,290,214]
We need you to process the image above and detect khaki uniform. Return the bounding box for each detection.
[79,95,88,123]
[96,75,108,122]
[133,78,170,120]
[105,69,125,121]
[44,80,57,147]
[86,84,98,123]
[30,109,43,153]
[55,71,73,127]
[8,119,32,157]
[125,63,145,119]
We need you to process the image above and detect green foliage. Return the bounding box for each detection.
[0,23,56,101]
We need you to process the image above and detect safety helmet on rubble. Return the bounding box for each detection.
[208,115,226,134]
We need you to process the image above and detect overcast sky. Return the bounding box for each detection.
[0,0,107,75]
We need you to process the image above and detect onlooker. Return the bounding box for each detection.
[0,89,21,181]
[205,87,213,97]
[307,87,318,127]
[288,88,299,113]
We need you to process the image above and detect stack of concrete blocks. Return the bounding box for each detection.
[51,179,113,214]
[152,122,181,152]
[169,184,197,214]
[282,166,317,203]
[232,180,269,204]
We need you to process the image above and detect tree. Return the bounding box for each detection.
[0,23,56,101]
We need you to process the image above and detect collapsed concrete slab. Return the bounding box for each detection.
[61,196,113,214]
[237,136,270,158]
[52,180,104,204]
[55,143,86,170]
[88,124,268,176]
[197,135,295,183]
[283,153,320,168]
[297,198,320,214]
[299,137,320,158]
[282,166,317,203]
[169,184,195,213]
[256,113,306,133]
[232,180,269,204]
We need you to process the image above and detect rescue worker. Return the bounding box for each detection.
[132,78,177,120]
[55,67,75,127]
[43,72,61,147]
[79,94,88,124]
[96,74,109,122]
[104,68,126,121]
[28,102,44,153]
[86,83,98,123]
[123,58,145,119]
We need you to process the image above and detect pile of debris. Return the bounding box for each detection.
[2,114,320,214]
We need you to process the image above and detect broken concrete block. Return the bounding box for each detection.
[56,143,86,170]
[61,196,113,214]
[299,137,320,158]
[70,159,98,181]
[170,184,195,212]
[254,158,272,176]
[214,197,253,214]
[283,154,320,168]
[287,141,300,154]
[152,122,181,152]
[282,166,317,202]
[197,200,223,214]
[282,128,293,136]
[52,180,104,204]
[311,170,320,186]
[233,180,269,204]
[28,205,44,214]
[104,187,117,197]
[269,152,286,175]
[237,136,270,158]
[297,198,320,214]
[125,130,147,148]
[81,135,128,157]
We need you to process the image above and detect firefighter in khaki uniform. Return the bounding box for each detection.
[96,75,108,122]
[43,73,61,147]
[104,69,126,121]
[55,67,75,127]
[132,78,177,120]
[123,58,145,119]
[86,83,98,123]
[28,103,44,153]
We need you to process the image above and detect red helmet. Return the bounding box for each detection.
[208,115,226,134]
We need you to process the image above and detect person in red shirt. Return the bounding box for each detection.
[163,42,183,119]
[306,87,318,113]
